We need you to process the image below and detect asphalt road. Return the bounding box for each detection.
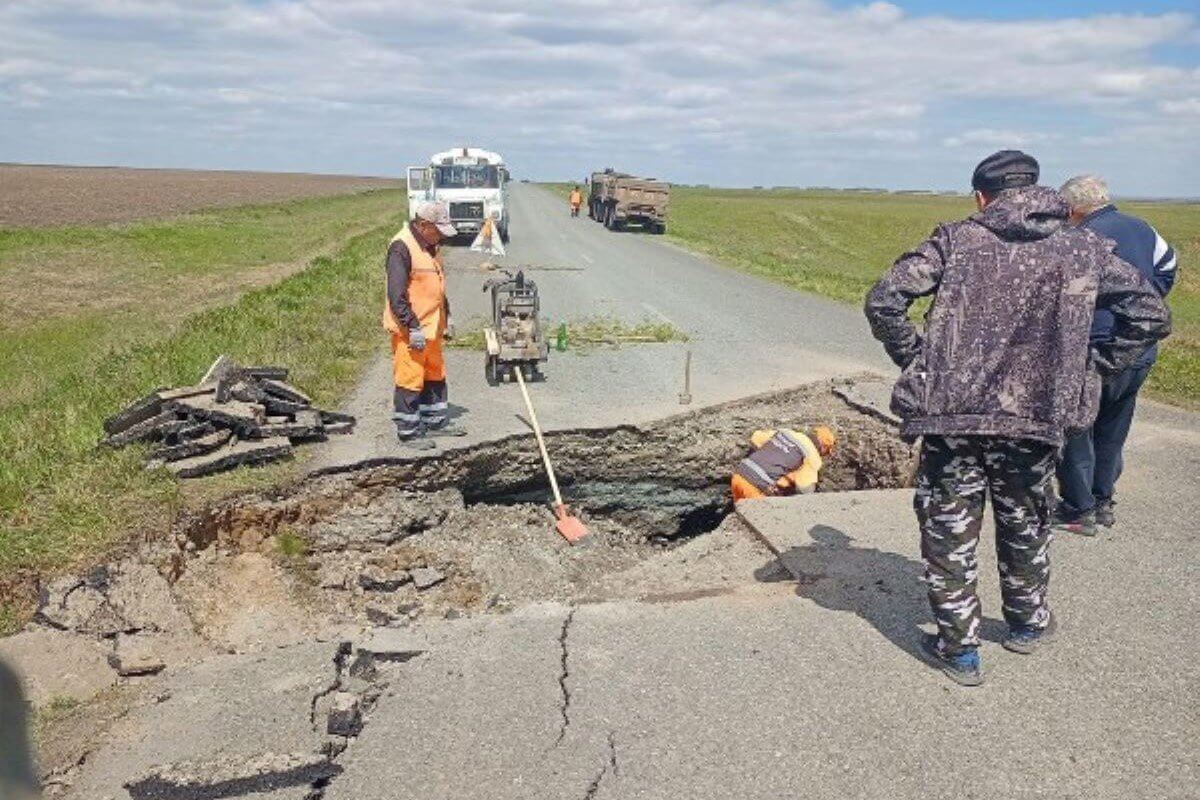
[316,183,892,470]
[332,401,1199,800]
[41,184,1200,800]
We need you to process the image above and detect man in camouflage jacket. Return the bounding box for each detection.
[864,150,1170,686]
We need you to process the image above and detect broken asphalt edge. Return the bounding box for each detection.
[306,372,894,480]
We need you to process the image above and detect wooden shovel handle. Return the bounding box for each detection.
[514,368,565,508]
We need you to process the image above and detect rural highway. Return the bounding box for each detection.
[317,183,893,470]
[42,183,1200,800]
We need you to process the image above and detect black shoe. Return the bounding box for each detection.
[1002,611,1058,655]
[1095,500,1116,528]
[920,634,984,687]
[398,433,436,451]
[1051,508,1097,537]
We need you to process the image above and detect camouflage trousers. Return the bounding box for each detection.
[915,435,1057,654]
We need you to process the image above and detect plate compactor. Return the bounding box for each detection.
[483,269,550,386]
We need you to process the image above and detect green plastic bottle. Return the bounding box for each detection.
[555,323,568,352]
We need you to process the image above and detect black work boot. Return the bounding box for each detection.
[1095,499,1116,528]
[395,423,436,451]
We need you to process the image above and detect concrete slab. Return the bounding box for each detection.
[560,589,1197,800]
[0,629,114,706]
[63,641,340,800]
[832,377,899,426]
[325,605,607,800]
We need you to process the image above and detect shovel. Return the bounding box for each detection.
[513,368,590,544]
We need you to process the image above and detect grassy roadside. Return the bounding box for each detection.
[1,194,405,623]
[545,184,1198,407]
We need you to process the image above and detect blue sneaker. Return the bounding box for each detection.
[1003,612,1057,655]
[921,634,984,687]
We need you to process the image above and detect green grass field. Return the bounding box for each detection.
[0,191,406,621]
[552,184,1198,407]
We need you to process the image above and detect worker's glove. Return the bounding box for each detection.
[408,327,427,351]
[444,316,456,341]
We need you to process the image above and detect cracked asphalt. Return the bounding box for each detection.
[37,185,1200,799]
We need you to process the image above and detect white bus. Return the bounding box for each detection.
[407,147,510,242]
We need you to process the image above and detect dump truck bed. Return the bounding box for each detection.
[588,171,670,232]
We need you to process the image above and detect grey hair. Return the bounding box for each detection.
[1060,175,1110,212]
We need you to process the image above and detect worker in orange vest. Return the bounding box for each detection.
[384,201,466,450]
[731,426,838,501]
[569,186,583,217]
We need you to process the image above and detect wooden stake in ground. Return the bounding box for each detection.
[679,349,693,405]
[513,368,590,544]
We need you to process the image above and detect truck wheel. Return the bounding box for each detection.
[653,222,666,235]
[485,355,500,387]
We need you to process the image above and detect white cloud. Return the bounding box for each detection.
[0,0,1196,194]
[853,2,903,26]
[1161,97,1200,115]
[943,129,1038,148]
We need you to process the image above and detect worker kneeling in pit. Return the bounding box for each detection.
[731,426,837,501]
[384,200,467,450]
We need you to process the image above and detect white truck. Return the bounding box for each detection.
[407,147,510,242]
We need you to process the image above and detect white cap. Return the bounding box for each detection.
[414,200,458,237]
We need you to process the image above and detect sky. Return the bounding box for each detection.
[1,1,1197,196]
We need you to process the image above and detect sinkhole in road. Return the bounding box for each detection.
[165,381,916,630]
[24,382,919,683]
[182,380,916,555]
[463,479,733,545]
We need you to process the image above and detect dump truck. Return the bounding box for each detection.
[588,169,669,233]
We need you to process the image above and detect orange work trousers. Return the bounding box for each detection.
[391,331,445,392]
[731,474,768,502]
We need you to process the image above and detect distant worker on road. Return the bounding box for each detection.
[865,150,1170,687]
[731,426,837,501]
[1053,175,1178,536]
[569,185,583,217]
[384,201,467,450]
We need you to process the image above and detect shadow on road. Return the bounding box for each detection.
[754,524,1006,664]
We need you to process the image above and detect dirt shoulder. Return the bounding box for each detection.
[0,164,402,228]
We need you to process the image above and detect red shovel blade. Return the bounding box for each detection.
[553,504,590,544]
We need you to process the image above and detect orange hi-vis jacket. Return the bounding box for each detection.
[382,224,446,341]
[569,189,583,207]
[731,429,823,501]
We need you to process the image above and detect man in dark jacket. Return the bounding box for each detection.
[1053,175,1177,536]
[864,150,1170,686]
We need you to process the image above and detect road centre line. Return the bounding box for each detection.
[579,252,594,264]
[641,302,676,326]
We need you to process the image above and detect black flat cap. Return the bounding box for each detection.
[971,150,1039,193]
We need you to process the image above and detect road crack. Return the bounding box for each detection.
[582,732,619,800]
[309,642,351,729]
[554,606,577,747]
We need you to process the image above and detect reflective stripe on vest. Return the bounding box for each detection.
[734,430,821,494]
[382,225,446,337]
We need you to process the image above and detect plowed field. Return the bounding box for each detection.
[0,164,402,228]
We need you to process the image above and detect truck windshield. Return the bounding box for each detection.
[433,165,500,189]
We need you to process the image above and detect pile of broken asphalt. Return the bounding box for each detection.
[101,355,355,478]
